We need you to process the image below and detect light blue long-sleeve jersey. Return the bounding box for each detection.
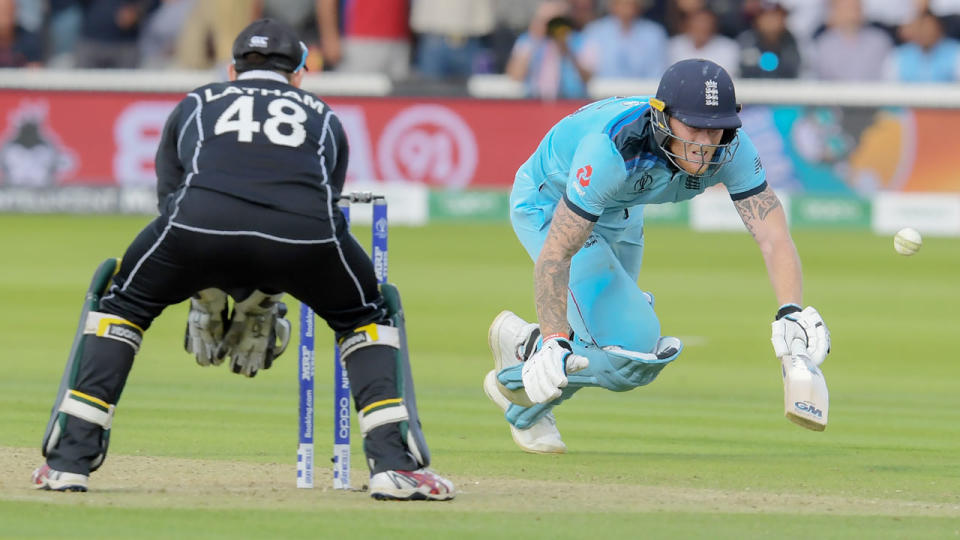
[498,96,767,429]
[519,95,765,223]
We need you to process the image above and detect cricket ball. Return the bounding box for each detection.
[893,227,922,256]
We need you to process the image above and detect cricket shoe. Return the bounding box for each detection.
[369,468,456,501]
[31,464,88,492]
[483,370,566,454]
[488,310,540,371]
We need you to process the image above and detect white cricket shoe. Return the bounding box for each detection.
[483,370,566,454]
[31,464,88,492]
[488,310,540,371]
[369,468,456,501]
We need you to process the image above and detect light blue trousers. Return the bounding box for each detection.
[498,174,679,429]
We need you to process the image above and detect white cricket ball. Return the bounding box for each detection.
[893,227,922,256]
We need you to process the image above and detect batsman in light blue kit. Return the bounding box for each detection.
[484,59,832,453]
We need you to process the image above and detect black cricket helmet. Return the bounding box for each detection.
[232,18,308,73]
[649,58,742,176]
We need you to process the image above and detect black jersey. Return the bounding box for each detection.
[154,73,348,239]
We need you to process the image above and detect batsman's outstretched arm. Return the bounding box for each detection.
[733,185,802,307]
[736,185,831,366]
[535,200,595,338]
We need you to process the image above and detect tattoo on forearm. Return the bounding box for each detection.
[734,187,781,236]
[535,203,594,334]
[535,256,571,335]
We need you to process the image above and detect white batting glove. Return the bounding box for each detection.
[521,337,589,404]
[771,304,831,366]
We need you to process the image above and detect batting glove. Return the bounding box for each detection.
[771,304,831,366]
[521,336,589,404]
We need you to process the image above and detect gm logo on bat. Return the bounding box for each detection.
[794,401,822,418]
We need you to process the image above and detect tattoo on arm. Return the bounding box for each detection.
[535,202,594,335]
[734,186,781,236]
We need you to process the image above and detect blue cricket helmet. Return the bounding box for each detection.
[654,58,741,130]
[649,59,743,176]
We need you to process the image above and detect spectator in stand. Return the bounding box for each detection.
[490,0,541,74]
[13,0,44,51]
[644,0,746,38]
[263,0,317,41]
[661,0,704,35]
[317,0,411,79]
[775,0,826,55]
[925,0,960,40]
[0,0,43,67]
[45,0,84,67]
[668,7,740,75]
[809,0,893,81]
[74,0,159,68]
[708,0,755,39]
[738,0,801,78]
[506,0,591,99]
[174,0,258,69]
[569,0,601,30]
[884,9,960,82]
[580,0,668,79]
[138,0,196,69]
[410,0,496,79]
[861,0,917,42]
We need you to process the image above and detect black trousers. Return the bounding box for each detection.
[47,191,417,475]
[103,196,386,335]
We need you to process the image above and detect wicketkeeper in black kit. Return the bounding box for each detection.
[33,18,455,501]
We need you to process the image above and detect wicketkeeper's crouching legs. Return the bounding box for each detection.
[36,259,144,491]
[333,283,453,501]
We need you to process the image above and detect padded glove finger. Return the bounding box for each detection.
[521,338,588,403]
[184,288,228,366]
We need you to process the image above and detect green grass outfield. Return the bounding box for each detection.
[1,214,958,539]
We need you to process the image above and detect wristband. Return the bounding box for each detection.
[775,303,802,321]
[542,332,569,342]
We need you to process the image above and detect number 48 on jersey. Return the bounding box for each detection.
[214,96,308,147]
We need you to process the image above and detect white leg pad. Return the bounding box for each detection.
[338,323,401,364]
[84,312,143,352]
[58,389,116,429]
[357,399,409,436]
[356,399,429,466]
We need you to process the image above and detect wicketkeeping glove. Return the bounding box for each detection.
[184,288,229,366]
[771,304,831,366]
[521,336,589,404]
[217,291,292,377]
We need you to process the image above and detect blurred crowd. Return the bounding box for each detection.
[3,0,960,98]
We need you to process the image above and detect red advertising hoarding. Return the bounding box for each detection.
[3,89,960,195]
[0,90,582,189]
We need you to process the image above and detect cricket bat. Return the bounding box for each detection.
[781,352,829,431]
